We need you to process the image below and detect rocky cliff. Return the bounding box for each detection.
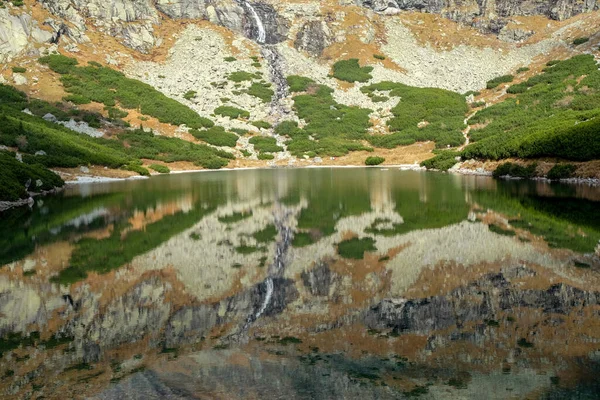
[36,0,289,52]
[0,8,53,63]
[12,0,595,55]
[356,0,599,23]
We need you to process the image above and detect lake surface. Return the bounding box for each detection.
[1,168,600,399]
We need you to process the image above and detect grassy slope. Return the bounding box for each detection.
[0,52,241,202]
[39,55,214,129]
[465,55,600,160]
[424,55,600,170]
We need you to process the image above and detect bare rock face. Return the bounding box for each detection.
[301,262,333,296]
[0,8,54,63]
[39,0,289,51]
[35,0,599,53]
[294,21,333,57]
[365,268,600,336]
[154,0,245,33]
[39,0,159,52]
[498,26,535,42]
[357,0,599,30]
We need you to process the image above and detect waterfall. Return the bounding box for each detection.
[226,207,293,346]
[255,278,274,319]
[253,216,291,320]
[245,2,266,44]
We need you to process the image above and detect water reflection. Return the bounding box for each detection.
[1,168,599,399]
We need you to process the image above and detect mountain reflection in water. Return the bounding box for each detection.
[1,168,599,399]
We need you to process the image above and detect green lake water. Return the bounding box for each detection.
[1,168,599,399]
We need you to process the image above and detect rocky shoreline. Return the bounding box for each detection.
[0,187,64,213]
[452,166,600,186]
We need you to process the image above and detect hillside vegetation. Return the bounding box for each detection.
[39,55,214,129]
[424,54,600,170]
[282,76,372,157]
[0,82,233,201]
[362,82,467,148]
[464,55,600,161]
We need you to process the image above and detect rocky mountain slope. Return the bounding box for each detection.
[0,0,599,207]
[3,0,597,57]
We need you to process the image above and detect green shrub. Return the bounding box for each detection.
[492,162,537,179]
[337,237,377,259]
[287,136,369,158]
[214,106,250,119]
[421,151,460,171]
[235,245,261,254]
[516,67,530,73]
[252,120,272,129]
[292,83,372,141]
[373,54,386,60]
[11,67,26,73]
[258,153,275,160]
[471,101,486,107]
[371,95,389,102]
[39,54,78,74]
[183,90,197,100]
[252,224,277,243]
[287,75,316,92]
[27,99,69,120]
[292,232,315,247]
[190,126,239,147]
[247,82,274,103]
[230,128,248,135]
[365,156,385,165]
[0,83,27,105]
[573,37,589,46]
[332,59,373,83]
[240,149,251,157]
[546,60,560,66]
[80,111,102,128]
[228,71,255,82]
[506,83,528,94]
[0,98,132,168]
[0,85,231,180]
[546,164,576,180]
[149,164,170,174]
[224,56,236,62]
[124,163,150,176]
[63,94,91,105]
[250,136,282,153]
[275,120,301,136]
[486,74,514,89]
[105,107,128,119]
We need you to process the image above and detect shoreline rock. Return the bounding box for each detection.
[0,186,64,213]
